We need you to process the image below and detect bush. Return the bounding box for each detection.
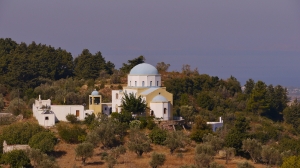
[1,150,31,168]
[66,114,78,124]
[29,131,57,153]
[75,142,94,165]
[0,122,45,154]
[237,161,255,168]
[149,127,167,145]
[57,123,86,143]
[129,120,141,129]
[84,113,95,126]
[149,152,166,168]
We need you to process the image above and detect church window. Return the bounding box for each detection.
[105,107,107,110]
[142,81,145,87]
[164,108,167,114]
[94,97,100,105]
[76,110,80,117]
[157,81,159,86]
[116,93,118,99]
[45,117,49,120]
[151,110,154,116]
[130,81,131,86]
[135,81,137,86]
[150,81,152,86]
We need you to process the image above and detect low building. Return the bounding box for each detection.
[207,117,223,132]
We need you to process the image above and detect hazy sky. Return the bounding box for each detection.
[1,1,299,86]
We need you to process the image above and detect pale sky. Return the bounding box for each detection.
[0,1,299,86]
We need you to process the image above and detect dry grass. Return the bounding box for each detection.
[54,140,267,168]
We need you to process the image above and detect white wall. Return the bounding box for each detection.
[128,75,161,87]
[37,113,55,127]
[150,102,170,120]
[112,90,122,113]
[51,105,85,121]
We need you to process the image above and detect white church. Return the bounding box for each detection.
[33,63,174,127]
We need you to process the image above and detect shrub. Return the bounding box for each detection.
[149,127,167,145]
[66,114,78,124]
[29,131,57,153]
[0,122,45,154]
[75,142,94,165]
[128,128,151,157]
[149,152,166,168]
[237,161,255,168]
[129,120,141,129]
[1,150,31,168]
[57,123,86,143]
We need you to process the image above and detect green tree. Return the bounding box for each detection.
[149,127,167,145]
[164,131,189,154]
[1,150,31,168]
[244,79,255,95]
[283,101,300,130]
[242,138,262,163]
[28,131,57,153]
[127,128,151,157]
[190,115,212,142]
[121,92,147,115]
[225,116,250,155]
[197,92,214,110]
[261,145,281,166]
[223,147,235,164]
[120,55,145,73]
[149,152,166,168]
[179,105,196,122]
[75,142,94,165]
[246,80,269,114]
[57,123,86,143]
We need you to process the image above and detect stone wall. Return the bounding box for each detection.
[3,140,30,154]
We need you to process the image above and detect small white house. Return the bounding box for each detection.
[32,95,93,127]
[207,117,223,132]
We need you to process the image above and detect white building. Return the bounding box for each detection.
[32,95,93,127]
[207,117,223,132]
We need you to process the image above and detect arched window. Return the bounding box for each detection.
[116,106,118,113]
[142,81,145,87]
[151,110,154,116]
[116,93,118,99]
[130,81,131,86]
[150,81,152,87]
[157,81,159,86]
[135,81,137,86]
[164,108,167,114]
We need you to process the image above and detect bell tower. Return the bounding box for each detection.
[89,89,102,115]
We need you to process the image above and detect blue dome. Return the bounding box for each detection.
[129,63,158,75]
[91,90,99,95]
[152,95,168,103]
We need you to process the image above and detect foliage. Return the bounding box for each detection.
[179,105,196,122]
[246,81,269,114]
[127,128,151,157]
[283,101,300,131]
[28,131,57,153]
[75,142,94,165]
[242,138,262,163]
[120,55,145,73]
[156,62,170,73]
[149,127,167,145]
[261,145,281,166]
[149,152,166,168]
[111,111,133,124]
[203,133,224,152]
[224,116,250,155]
[27,148,59,168]
[92,116,127,148]
[223,147,235,164]
[110,145,126,159]
[1,150,31,168]
[84,113,96,126]
[190,115,212,142]
[281,156,300,168]
[197,91,215,110]
[66,114,78,124]
[121,92,147,114]
[74,49,114,80]
[164,131,189,154]
[129,120,141,129]
[57,123,86,143]
[236,161,255,168]
[0,122,44,154]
